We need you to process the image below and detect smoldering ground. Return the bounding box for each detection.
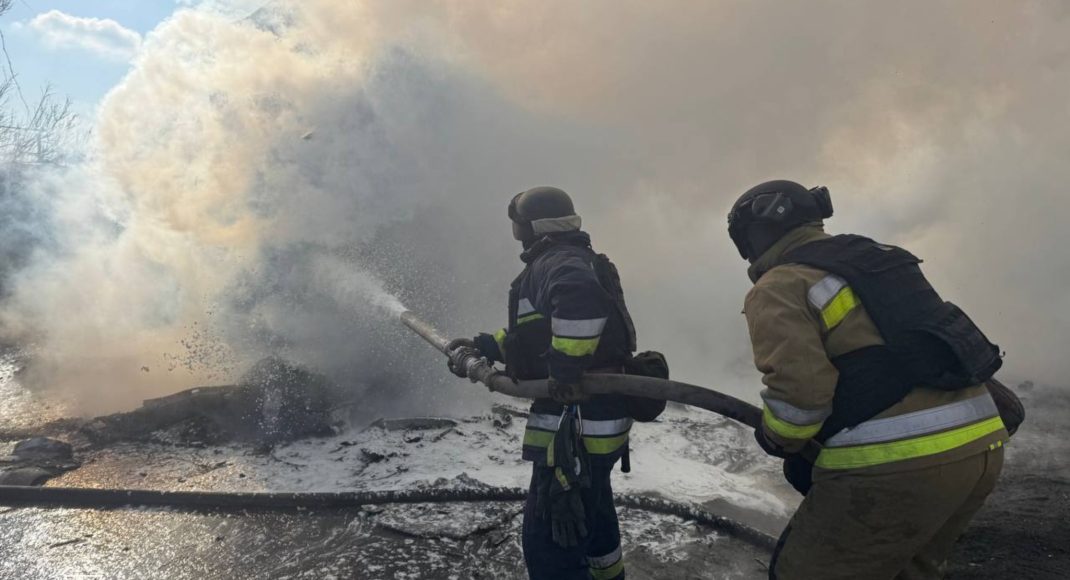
[1,0,1069,418]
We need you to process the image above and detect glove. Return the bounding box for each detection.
[446,338,476,378]
[753,426,791,459]
[549,481,588,547]
[472,333,503,364]
[548,377,587,404]
[541,410,591,548]
[533,467,588,548]
[782,454,814,495]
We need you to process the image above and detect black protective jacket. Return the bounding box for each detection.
[478,231,647,464]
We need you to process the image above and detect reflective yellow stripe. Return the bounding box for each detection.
[524,429,554,448]
[551,336,600,357]
[523,428,629,456]
[763,405,823,440]
[816,416,1006,470]
[582,433,629,455]
[821,287,860,330]
[493,328,507,353]
[591,558,625,579]
[517,313,544,325]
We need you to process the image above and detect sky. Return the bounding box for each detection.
[0,1,262,116]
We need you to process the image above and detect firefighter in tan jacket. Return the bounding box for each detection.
[728,180,1009,579]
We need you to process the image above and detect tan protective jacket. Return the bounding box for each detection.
[743,225,1007,477]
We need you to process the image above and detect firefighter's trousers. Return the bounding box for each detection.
[771,446,1004,579]
[522,463,625,580]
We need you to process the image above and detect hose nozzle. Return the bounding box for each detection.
[448,346,495,383]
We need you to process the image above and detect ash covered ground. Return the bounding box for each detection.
[946,384,1070,579]
[0,353,1066,579]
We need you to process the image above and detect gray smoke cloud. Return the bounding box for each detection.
[0,1,1066,416]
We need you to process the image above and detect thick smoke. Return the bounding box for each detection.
[408,0,1070,388]
[1,1,1067,416]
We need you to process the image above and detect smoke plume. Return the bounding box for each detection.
[1,1,1067,416]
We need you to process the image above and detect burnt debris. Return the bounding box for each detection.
[83,357,337,448]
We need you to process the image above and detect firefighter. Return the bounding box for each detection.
[448,186,665,579]
[727,180,1009,579]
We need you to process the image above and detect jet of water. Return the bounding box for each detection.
[310,254,407,319]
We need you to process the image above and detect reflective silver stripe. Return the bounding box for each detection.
[582,417,633,436]
[808,274,848,310]
[588,544,623,569]
[526,413,561,431]
[518,298,536,316]
[761,390,832,426]
[526,413,633,436]
[552,317,608,338]
[531,214,582,235]
[824,394,999,447]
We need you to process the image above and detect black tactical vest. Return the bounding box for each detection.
[785,235,1002,440]
[503,252,636,381]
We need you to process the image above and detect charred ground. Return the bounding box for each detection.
[947,385,1070,579]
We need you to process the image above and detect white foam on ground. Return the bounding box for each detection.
[52,398,799,522]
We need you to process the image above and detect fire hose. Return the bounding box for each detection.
[400,310,821,459]
[399,310,764,429]
[0,309,781,556]
[0,485,776,551]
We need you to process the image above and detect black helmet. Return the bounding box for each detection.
[509,186,580,243]
[727,180,833,261]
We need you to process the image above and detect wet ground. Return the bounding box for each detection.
[0,353,781,579]
[0,354,1066,579]
[0,503,770,579]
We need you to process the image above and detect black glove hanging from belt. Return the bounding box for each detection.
[537,405,591,548]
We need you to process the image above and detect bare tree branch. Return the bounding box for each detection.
[0,84,78,164]
[0,5,81,165]
[0,30,30,117]
[0,0,30,116]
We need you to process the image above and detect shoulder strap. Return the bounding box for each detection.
[786,235,1001,389]
[592,253,637,352]
[785,235,933,335]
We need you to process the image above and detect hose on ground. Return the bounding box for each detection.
[0,484,776,552]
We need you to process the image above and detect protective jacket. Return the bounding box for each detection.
[478,231,640,465]
[744,225,1008,476]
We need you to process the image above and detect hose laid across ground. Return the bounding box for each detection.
[0,484,777,552]
[0,311,781,563]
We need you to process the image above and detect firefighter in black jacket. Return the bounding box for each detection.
[448,186,664,580]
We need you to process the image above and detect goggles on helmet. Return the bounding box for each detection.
[727,192,791,260]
